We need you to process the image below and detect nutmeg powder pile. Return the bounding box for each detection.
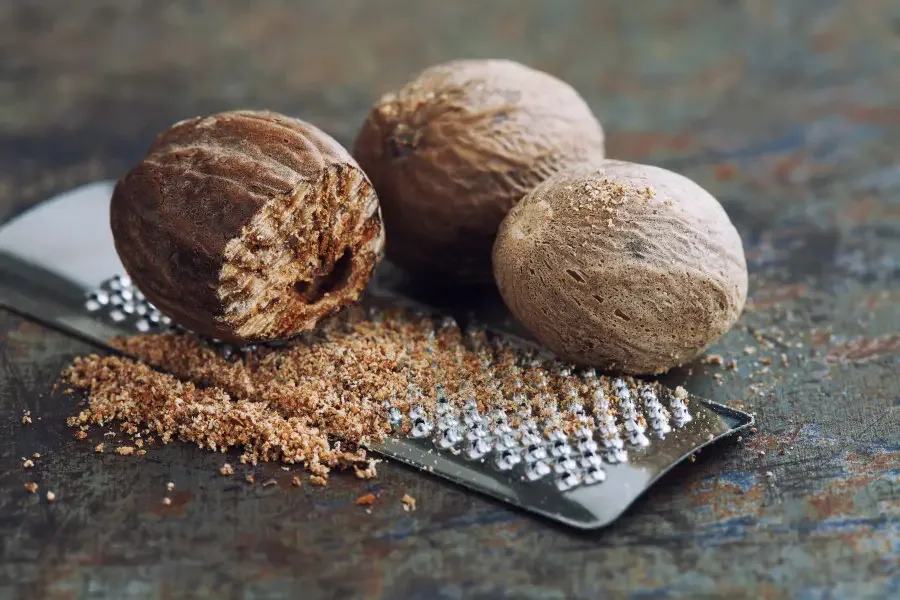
[60,305,668,483]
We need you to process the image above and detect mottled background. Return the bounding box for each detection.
[0,1,898,599]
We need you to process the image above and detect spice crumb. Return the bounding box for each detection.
[162,497,172,506]
[24,482,38,494]
[291,476,302,487]
[220,463,234,476]
[356,493,377,506]
[116,446,135,456]
[22,459,34,469]
[22,411,32,425]
[743,346,757,355]
[32,453,40,459]
[765,471,774,479]
[245,474,255,484]
[757,450,766,457]
[310,476,327,486]
[689,454,697,463]
[262,479,277,487]
[166,482,175,491]
[702,354,723,366]
[401,494,417,511]
[94,443,105,453]
[46,491,56,502]
[737,436,743,442]
[74,430,87,440]
[354,460,379,480]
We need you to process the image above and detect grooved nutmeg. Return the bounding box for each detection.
[110,110,385,343]
[492,159,748,375]
[353,59,605,287]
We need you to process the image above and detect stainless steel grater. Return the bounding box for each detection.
[0,182,754,530]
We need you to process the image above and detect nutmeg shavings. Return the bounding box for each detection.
[354,460,379,480]
[60,306,677,485]
[356,493,377,506]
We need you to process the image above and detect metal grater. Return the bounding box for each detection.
[0,182,754,530]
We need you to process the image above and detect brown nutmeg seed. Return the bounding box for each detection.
[493,159,747,375]
[354,59,605,287]
[110,110,384,343]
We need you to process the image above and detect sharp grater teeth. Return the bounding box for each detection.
[87,275,174,334]
[524,460,552,481]
[670,389,693,425]
[642,386,672,435]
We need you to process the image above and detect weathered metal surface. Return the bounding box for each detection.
[0,1,897,598]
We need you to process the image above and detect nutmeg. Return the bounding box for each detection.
[492,160,747,374]
[110,110,384,343]
[353,59,605,287]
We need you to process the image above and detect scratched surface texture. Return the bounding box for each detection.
[1,1,899,599]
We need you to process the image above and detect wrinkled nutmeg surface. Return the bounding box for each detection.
[353,59,605,286]
[493,160,748,374]
[110,110,384,343]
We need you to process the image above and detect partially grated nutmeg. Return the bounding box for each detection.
[110,110,385,344]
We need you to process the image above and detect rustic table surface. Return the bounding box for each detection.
[1,1,898,598]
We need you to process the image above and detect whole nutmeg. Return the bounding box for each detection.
[353,59,605,287]
[111,110,385,343]
[493,159,747,374]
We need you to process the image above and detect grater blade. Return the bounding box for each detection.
[0,183,754,530]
